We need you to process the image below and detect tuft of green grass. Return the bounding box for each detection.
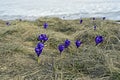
[109,72,120,80]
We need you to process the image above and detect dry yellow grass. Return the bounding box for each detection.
[0,17,120,80]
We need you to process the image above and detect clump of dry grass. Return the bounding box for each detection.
[0,17,120,80]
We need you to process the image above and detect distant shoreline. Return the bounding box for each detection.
[0,16,120,26]
[0,15,120,21]
[0,17,120,25]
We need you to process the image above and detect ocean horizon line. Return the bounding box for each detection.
[0,14,120,21]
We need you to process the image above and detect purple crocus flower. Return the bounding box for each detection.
[35,47,43,57]
[43,37,48,43]
[37,42,44,49]
[43,22,48,29]
[94,25,96,30]
[93,17,95,20]
[103,17,106,20]
[80,19,83,24]
[35,43,44,57]
[75,40,82,48]
[38,34,44,42]
[38,34,48,43]
[6,22,10,26]
[58,44,65,54]
[63,16,65,19]
[95,35,104,45]
[19,19,22,21]
[64,39,71,48]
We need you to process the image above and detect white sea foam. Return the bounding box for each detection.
[0,0,120,20]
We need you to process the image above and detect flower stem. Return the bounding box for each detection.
[60,53,63,80]
[52,57,56,80]
[37,57,39,64]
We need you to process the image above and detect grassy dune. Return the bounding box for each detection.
[0,17,120,80]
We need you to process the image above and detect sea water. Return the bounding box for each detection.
[0,0,120,20]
